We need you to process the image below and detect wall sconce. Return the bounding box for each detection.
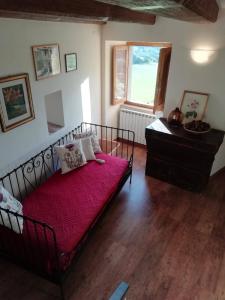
[190,49,215,64]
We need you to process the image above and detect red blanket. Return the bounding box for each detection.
[24,153,128,250]
[0,154,129,273]
[9,153,128,273]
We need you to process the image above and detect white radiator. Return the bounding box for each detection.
[119,108,157,145]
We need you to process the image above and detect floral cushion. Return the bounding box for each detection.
[0,185,23,234]
[55,140,87,174]
[73,131,102,154]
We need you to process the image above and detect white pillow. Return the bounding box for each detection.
[80,137,96,161]
[91,134,102,154]
[0,185,23,234]
[55,140,87,174]
[73,131,102,154]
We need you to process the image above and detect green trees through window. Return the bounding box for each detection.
[129,46,161,106]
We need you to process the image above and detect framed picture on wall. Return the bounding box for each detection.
[32,44,61,80]
[65,53,77,72]
[0,73,35,132]
[180,90,209,123]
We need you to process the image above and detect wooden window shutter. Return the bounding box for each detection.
[112,45,128,105]
[154,47,172,113]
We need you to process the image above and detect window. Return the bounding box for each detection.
[112,42,172,112]
[128,46,160,106]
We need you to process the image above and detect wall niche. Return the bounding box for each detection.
[44,90,65,134]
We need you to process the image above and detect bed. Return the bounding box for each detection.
[0,123,134,299]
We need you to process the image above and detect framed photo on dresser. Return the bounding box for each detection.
[180,90,209,122]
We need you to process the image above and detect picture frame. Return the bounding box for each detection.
[32,44,61,80]
[65,53,77,72]
[180,90,209,122]
[0,73,35,132]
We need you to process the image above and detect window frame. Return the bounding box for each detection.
[112,41,172,112]
[112,45,129,105]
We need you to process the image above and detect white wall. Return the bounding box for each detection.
[1,15,225,176]
[101,15,225,174]
[0,18,101,176]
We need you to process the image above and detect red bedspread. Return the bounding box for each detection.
[21,153,129,271]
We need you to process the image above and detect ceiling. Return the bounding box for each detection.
[0,0,220,25]
[94,0,219,23]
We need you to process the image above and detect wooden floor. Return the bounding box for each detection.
[1,146,225,300]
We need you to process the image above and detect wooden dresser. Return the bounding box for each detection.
[145,118,225,192]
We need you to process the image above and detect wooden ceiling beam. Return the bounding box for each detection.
[94,0,219,23]
[177,0,219,23]
[0,0,156,25]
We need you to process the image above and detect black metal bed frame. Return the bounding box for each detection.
[0,122,135,299]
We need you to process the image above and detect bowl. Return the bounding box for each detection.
[183,121,211,135]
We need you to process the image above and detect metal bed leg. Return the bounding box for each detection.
[129,173,132,184]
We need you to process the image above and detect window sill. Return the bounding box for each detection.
[125,101,153,109]
[121,103,154,115]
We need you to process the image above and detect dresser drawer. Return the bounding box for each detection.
[146,156,208,192]
[147,135,214,171]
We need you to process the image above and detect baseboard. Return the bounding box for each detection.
[117,137,147,149]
